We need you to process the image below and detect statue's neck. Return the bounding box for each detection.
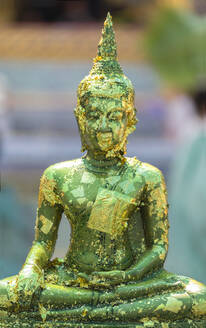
[83,151,123,172]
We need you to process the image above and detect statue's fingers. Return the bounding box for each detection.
[24,283,35,296]
[18,281,34,302]
[17,292,31,308]
[99,272,119,280]
[92,271,110,279]
[112,271,125,280]
[77,272,90,281]
[17,283,26,296]
[18,279,30,292]
[88,280,110,288]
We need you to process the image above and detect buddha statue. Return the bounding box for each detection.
[0,13,206,328]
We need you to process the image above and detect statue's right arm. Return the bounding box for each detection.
[14,167,63,307]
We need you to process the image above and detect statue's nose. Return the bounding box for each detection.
[98,116,108,131]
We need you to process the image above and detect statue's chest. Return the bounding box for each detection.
[60,171,106,217]
[60,169,144,228]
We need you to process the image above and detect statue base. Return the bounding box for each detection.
[0,313,206,328]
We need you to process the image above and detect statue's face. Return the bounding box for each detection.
[83,96,127,154]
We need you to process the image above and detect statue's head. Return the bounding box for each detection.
[75,13,137,159]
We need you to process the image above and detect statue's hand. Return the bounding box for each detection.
[77,270,127,288]
[15,264,44,308]
[90,270,126,286]
[77,269,142,288]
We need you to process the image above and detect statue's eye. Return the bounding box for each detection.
[88,113,100,120]
[109,112,123,121]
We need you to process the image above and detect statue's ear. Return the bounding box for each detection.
[125,105,138,136]
[74,106,86,131]
[74,106,87,153]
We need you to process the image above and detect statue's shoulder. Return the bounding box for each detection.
[42,158,83,182]
[126,157,164,185]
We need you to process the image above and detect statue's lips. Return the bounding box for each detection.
[97,132,113,140]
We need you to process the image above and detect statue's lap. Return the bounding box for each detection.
[1,269,206,326]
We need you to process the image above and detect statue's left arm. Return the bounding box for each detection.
[125,169,169,281]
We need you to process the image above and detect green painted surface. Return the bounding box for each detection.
[0,12,206,327]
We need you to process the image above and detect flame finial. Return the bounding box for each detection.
[96,12,117,61]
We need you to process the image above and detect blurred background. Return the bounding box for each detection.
[0,0,205,283]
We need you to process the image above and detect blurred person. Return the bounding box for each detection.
[163,89,200,142]
[144,5,206,282]
[166,86,206,284]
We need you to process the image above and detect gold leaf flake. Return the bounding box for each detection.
[40,215,53,234]
[82,308,88,317]
[119,180,136,193]
[81,171,96,184]
[106,176,120,185]
[39,175,58,207]
[164,297,183,313]
[0,295,11,307]
[87,188,136,237]
[39,303,48,322]
[71,186,85,198]
[77,198,86,205]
